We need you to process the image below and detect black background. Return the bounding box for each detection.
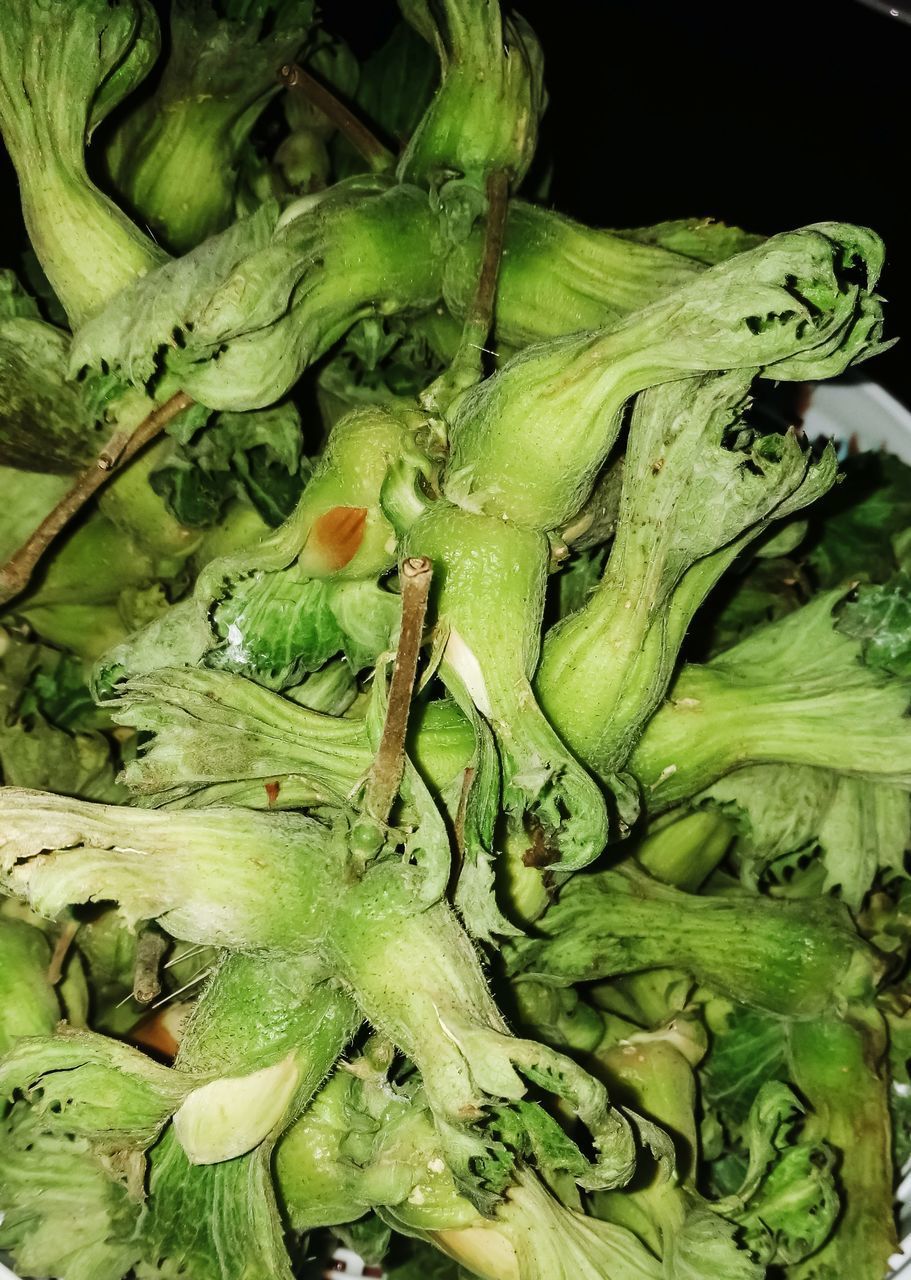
[3,0,907,401]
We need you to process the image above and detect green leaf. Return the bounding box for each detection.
[332,1214,394,1268]
[0,1103,142,1280]
[0,710,122,803]
[0,1027,190,1149]
[809,451,911,587]
[209,573,400,689]
[71,181,443,413]
[816,776,909,906]
[701,1004,789,1133]
[553,546,608,621]
[20,650,107,732]
[703,553,807,655]
[105,0,316,252]
[152,399,309,530]
[700,764,909,909]
[0,309,102,474]
[138,1127,295,1280]
[659,1206,763,1279]
[736,1141,839,1266]
[0,636,123,801]
[353,21,437,146]
[0,917,60,1054]
[837,572,911,677]
[150,457,229,528]
[616,219,763,265]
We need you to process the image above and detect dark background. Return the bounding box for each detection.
[3,0,907,401]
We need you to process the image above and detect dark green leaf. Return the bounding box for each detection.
[837,572,911,678]
[809,452,911,587]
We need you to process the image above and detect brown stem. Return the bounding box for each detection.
[364,556,434,826]
[420,169,510,412]
[463,168,510,353]
[279,63,395,174]
[46,918,80,987]
[0,391,193,607]
[133,925,170,1005]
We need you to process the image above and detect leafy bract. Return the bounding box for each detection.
[836,571,911,677]
[785,1010,897,1279]
[404,499,610,867]
[0,1027,190,1149]
[133,952,358,1279]
[0,1103,142,1280]
[71,180,444,412]
[106,0,316,252]
[398,0,546,198]
[536,371,836,784]
[616,218,763,264]
[0,284,103,472]
[0,0,166,323]
[809,450,911,587]
[510,864,878,1018]
[0,636,123,801]
[0,916,60,1052]
[0,3,902,1276]
[443,203,714,349]
[339,20,437,162]
[0,790,337,947]
[445,222,886,532]
[112,665,373,809]
[150,400,308,530]
[699,763,910,908]
[631,588,911,810]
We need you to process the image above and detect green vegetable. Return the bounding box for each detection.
[535,372,835,786]
[0,0,165,324]
[0,2,905,1274]
[631,587,911,809]
[445,224,885,536]
[398,0,546,196]
[404,499,610,866]
[510,865,879,1018]
[71,180,445,412]
[105,0,316,252]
